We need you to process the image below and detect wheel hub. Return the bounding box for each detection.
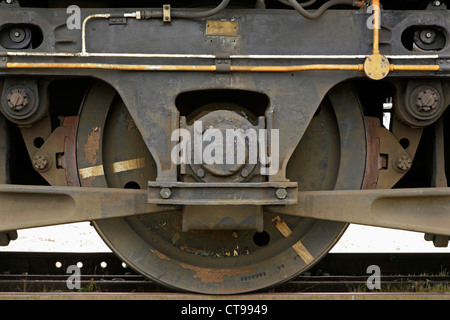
[182,109,262,182]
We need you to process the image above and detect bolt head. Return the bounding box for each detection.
[241,168,249,178]
[196,168,205,178]
[276,188,288,200]
[395,154,412,172]
[160,188,172,199]
[33,155,49,171]
[7,89,29,112]
[416,89,438,112]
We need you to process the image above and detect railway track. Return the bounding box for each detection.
[0,252,449,300]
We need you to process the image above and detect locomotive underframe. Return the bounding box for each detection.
[1,7,450,228]
[0,3,450,292]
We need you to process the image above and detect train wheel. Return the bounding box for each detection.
[76,80,367,294]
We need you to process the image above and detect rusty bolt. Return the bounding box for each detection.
[7,89,29,112]
[160,188,172,199]
[33,155,49,171]
[196,168,205,178]
[395,154,412,172]
[416,89,439,112]
[276,188,288,200]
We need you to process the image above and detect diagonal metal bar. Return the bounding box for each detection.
[0,184,168,232]
[266,188,450,236]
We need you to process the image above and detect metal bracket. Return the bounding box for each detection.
[109,16,127,25]
[183,205,264,232]
[0,53,7,69]
[163,4,171,23]
[215,53,231,73]
[148,181,298,205]
[437,58,450,72]
[376,127,411,189]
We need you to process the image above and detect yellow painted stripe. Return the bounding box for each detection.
[273,216,314,264]
[79,165,104,179]
[79,157,146,179]
[112,157,145,173]
[291,241,314,265]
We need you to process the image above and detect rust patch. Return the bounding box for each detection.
[179,262,251,284]
[127,119,136,132]
[84,127,101,166]
[152,249,170,261]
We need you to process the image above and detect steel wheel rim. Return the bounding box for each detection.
[76,80,366,294]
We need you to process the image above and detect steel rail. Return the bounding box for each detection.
[0,252,449,297]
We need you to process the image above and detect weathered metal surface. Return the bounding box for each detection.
[364,54,390,80]
[362,117,381,190]
[182,205,264,232]
[19,115,52,159]
[62,116,81,187]
[206,20,238,37]
[2,182,450,238]
[148,182,298,205]
[0,184,167,233]
[30,125,67,186]
[376,127,411,189]
[0,112,16,246]
[267,187,450,236]
[426,118,450,247]
[0,8,374,183]
[0,7,448,185]
[77,81,368,294]
[0,3,450,294]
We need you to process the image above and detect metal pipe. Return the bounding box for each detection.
[372,0,380,54]
[81,14,112,55]
[390,64,440,72]
[6,61,440,73]
[6,62,217,72]
[5,51,440,60]
[230,64,364,72]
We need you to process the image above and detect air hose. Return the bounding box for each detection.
[285,0,356,19]
[140,0,230,19]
